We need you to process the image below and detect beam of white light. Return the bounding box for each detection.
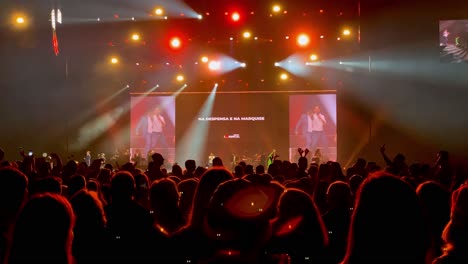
[276,53,313,77]
[70,106,125,151]
[176,84,218,164]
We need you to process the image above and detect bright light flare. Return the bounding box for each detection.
[176,74,185,82]
[296,34,310,47]
[170,37,182,49]
[154,8,164,16]
[310,54,318,61]
[208,60,221,71]
[231,12,240,22]
[343,29,351,36]
[110,57,119,64]
[272,5,282,13]
[16,16,25,24]
[243,31,252,39]
[280,73,289,80]
[201,56,209,63]
[131,33,140,41]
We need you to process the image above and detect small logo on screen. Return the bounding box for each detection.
[224,134,240,139]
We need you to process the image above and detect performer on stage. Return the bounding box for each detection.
[267,149,279,169]
[208,152,215,167]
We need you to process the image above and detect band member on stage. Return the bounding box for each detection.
[208,152,215,167]
[267,149,279,169]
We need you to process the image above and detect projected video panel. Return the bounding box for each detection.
[131,92,337,169]
[175,92,289,169]
[289,94,337,163]
[440,20,468,63]
[130,96,175,163]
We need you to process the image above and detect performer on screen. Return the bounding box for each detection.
[295,105,328,155]
[136,106,168,157]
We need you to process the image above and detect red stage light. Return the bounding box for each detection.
[169,37,182,50]
[231,12,240,22]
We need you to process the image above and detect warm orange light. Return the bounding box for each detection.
[201,56,209,63]
[176,74,185,82]
[16,16,25,24]
[296,34,310,47]
[310,54,318,61]
[343,29,351,36]
[280,73,288,80]
[242,31,252,39]
[131,33,140,41]
[110,57,119,64]
[272,5,282,13]
[154,8,164,16]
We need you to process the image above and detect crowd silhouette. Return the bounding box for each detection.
[0,146,467,264]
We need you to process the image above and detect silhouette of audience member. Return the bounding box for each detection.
[346,158,367,179]
[149,178,185,235]
[433,185,468,264]
[379,144,409,176]
[342,173,428,264]
[183,160,197,180]
[7,193,75,264]
[348,174,364,201]
[147,153,165,182]
[134,173,151,210]
[256,165,265,174]
[206,178,282,263]
[105,171,156,263]
[323,181,353,264]
[67,175,86,199]
[234,165,244,178]
[212,157,224,167]
[29,176,62,195]
[267,188,329,264]
[416,181,451,264]
[178,178,199,221]
[171,168,234,263]
[432,150,453,191]
[0,167,28,263]
[70,189,110,264]
[171,163,183,179]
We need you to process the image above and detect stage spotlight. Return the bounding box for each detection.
[243,31,252,39]
[110,57,119,64]
[272,5,282,13]
[197,14,203,20]
[296,34,310,47]
[201,56,209,63]
[231,12,240,22]
[154,8,164,16]
[280,73,289,80]
[176,74,185,82]
[16,16,25,24]
[274,62,280,67]
[339,61,343,65]
[208,60,221,71]
[170,37,182,50]
[343,29,351,36]
[131,33,140,41]
[240,62,246,68]
[310,54,318,61]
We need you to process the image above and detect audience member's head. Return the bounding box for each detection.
[7,193,75,263]
[327,181,353,211]
[68,175,86,199]
[189,168,234,228]
[212,157,223,167]
[343,173,428,264]
[110,171,135,202]
[0,167,28,229]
